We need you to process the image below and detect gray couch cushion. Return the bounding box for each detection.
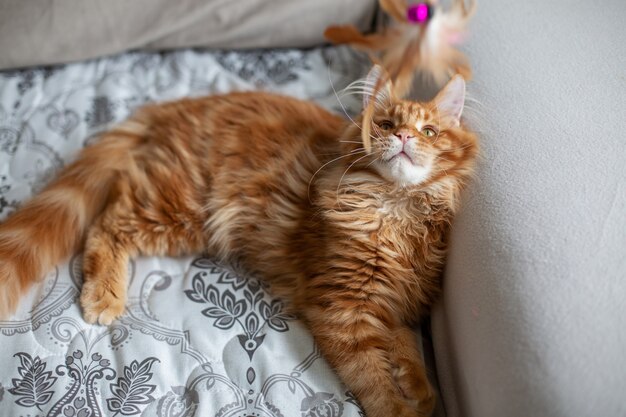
[432,0,626,416]
[0,0,377,69]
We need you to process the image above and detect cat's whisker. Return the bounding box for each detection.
[365,155,381,169]
[327,61,364,131]
[327,60,381,144]
[338,87,372,95]
[371,126,387,145]
[463,93,487,129]
[337,90,378,100]
[350,147,366,153]
[335,153,373,207]
[316,151,347,156]
[341,80,388,107]
[307,150,367,202]
[443,144,473,152]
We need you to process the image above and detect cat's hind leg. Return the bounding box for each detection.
[80,187,206,325]
[304,304,423,417]
[80,217,131,325]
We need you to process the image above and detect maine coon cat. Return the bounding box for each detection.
[0,66,478,417]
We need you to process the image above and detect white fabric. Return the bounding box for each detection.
[431,0,626,416]
[0,47,371,417]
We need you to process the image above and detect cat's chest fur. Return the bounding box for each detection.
[370,194,449,314]
[316,180,450,316]
[372,192,445,263]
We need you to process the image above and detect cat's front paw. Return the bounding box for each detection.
[412,391,436,417]
[392,360,436,416]
[80,281,126,325]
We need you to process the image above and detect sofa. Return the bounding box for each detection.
[0,1,624,416]
[431,1,626,416]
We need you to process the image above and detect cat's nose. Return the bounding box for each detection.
[394,130,415,144]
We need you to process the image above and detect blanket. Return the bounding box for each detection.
[0,46,372,417]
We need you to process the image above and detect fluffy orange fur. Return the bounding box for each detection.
[0,68,478,417]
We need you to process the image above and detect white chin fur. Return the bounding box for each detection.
[375,156,432,186]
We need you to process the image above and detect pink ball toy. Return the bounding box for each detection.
[407,2,433,24]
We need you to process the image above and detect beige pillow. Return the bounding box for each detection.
[0,0,378,69]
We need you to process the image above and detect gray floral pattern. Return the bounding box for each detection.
[8,353,57,410]
[85,97,116,128]
[107,357,159,416]
[0,46,369,417]
[301,392,344,417]
[184,258,294,360]
[214,50,311,86]
[156,387,199,417]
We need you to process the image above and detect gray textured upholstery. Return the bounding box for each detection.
[432,0,626,416]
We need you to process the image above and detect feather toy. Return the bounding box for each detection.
[325,0,476,152]
[326,0,476,95]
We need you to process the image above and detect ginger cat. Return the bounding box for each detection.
[0,66,477,417]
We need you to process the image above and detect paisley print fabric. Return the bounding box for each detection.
[0,46,369,417]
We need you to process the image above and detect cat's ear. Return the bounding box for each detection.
[433,75,465,126]
[362,65,394,110]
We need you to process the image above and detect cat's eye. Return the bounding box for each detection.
[378,120,394,130]
[421,127,437,137]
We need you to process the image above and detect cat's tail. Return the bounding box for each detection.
[0,120,146,318]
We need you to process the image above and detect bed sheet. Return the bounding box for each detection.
[0,47,370,417]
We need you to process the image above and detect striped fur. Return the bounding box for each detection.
[0,76,478,417]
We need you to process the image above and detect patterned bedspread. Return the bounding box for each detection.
[0,47,371,417]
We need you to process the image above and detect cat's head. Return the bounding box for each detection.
[345,66,478,190]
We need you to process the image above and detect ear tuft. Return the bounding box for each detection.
[434,75,466,126]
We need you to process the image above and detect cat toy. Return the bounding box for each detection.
[325,0,476,151]
[407,2,434,24]
[325,0,476,95]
